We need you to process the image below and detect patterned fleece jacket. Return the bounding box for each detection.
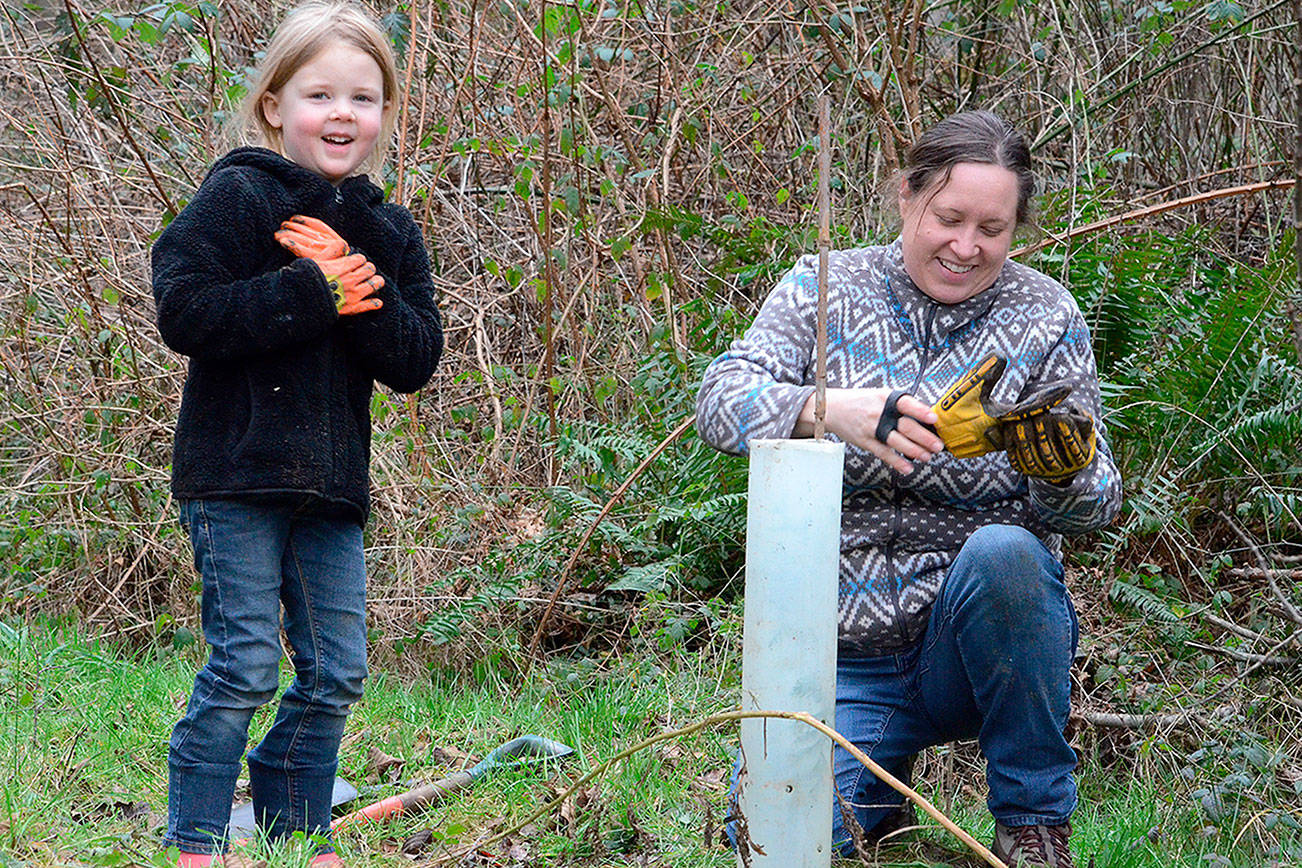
[695,240,1122,656]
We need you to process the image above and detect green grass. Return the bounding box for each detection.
[0,618,1297,867]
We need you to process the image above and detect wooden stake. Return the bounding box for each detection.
[814,95,831,440]
[539,0,558,482]
[1293,0,1302,363]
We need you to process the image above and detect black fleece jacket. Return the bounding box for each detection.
[152,148,442,523]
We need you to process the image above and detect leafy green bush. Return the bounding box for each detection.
[1037,227,1302,564]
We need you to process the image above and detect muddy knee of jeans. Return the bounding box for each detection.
[951,528,1061,608]
[334,669,366,707]
[319,655,367,708]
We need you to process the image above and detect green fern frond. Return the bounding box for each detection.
[589,431,655,464]
[545,485,602,519]
[607,557,682,593]
[1109,578,1181,624]
[1195,408,1302,461]
[557,435,606,473]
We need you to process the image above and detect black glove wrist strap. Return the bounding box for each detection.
[876,390,909,443]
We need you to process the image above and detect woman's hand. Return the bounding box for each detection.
[795,389,944,474]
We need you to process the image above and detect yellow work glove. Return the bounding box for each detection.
[930,352,1007,458]
[931,352,1097,481]
[997,396,1097,483]
[316,253,385,316]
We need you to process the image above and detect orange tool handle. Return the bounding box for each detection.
[331,794,408,831]
[331,771,475,832]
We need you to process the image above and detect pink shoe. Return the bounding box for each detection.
[175,853,223,868]
[309,853,344,868]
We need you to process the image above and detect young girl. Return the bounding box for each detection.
[151,2,442,864]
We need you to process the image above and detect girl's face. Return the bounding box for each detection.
[262,41,387,183]
[897,161,1019,305]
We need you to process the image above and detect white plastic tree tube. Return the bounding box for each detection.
[737,438,845,867]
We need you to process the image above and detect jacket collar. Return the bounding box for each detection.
[883,238,1002,346]
[206,147,383,211]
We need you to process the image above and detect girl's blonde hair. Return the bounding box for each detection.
[236,0,400,177]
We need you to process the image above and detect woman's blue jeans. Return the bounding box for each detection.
[830,524,1079,854]
[165,498,368,855]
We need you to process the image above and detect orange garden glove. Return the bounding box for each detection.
[275,215,384,315]
[315,253,385,315]
[275,215,351,259]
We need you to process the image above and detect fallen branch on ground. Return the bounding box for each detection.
[1226,567,1302,581]
[1077,709,1206,730]
[1218,511,1302,628]
[1185,641,1297,668]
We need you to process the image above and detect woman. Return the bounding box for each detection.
[696,111,1121,868]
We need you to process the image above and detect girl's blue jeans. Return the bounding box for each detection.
[729,523,1079,856]
[165,498,368,855]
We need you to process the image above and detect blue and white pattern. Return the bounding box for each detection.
[696,241,1123,655]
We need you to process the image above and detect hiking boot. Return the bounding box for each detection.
[992,821,1074,868]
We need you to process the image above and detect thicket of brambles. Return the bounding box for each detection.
[2,0,1298,727]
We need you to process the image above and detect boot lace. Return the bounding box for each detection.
[1008,824,1073,868]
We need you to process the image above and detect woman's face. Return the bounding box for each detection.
[898,162,1020,305]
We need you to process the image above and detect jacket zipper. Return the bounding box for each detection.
[885,303,938,646]
[911,305,937,393]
